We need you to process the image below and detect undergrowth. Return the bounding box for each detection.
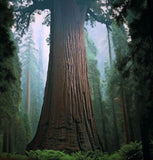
[0,142,143,160]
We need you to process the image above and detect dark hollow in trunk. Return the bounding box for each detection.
[27,0,101,152]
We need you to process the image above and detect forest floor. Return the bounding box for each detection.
[0,142,145,160]
[0,157,28,160]
[0,158,26,160]
[0,155,27,160]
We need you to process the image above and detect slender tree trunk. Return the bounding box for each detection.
[106,24,120,150]
[111,97,120,150]
[121,87,130,144]
[2,124,9,153]
[100,103,108,151]
[107,27,112,66]
[27,0,101,152]
[8,121,13,153]
[2,121,12,153]
[126,99,135,141]
[27,70,30,114]
[97,86,107,151]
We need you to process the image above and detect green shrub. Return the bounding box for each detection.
[26,150,68,160]
[119,142,143,160]
[108,152,121,160]
[26,150,104,160]
[71,151,86,160]
[84,150,103,160]
[0,142,143,160]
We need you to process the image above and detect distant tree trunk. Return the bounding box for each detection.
[100,102,108,151]
[111,97,120,150]
[106,0,112,66]
[107,27,112,66]
[8,122,13,153]
[3,124,9,153]
[106,24,120,150]
[121,86,130,144]
[2,121,13,153]
[27,70,30,114]
[97,86,108,151]
[27,0,101,152]
[126,99,135,141]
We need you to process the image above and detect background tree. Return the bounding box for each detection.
[0,0,26,153]
[85,30,108,151]
[109,1,153,159]
[0,0,16,92]
[19,27,44,138]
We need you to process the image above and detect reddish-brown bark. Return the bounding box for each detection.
[27,0,101,152]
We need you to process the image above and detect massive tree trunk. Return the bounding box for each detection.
[27,0,101,152]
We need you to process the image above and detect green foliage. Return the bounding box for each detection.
[108,153,121,160]
[102,152,121,160]
[23,114,32,144]
[13,114,27,154]
[16,143,144,160]
[0,0,16,92]
[83,150,104,160]
[0,2,26,152]
[26,150,74,160]
[12,0,111,36]
[103,22,142,152]
[0,42,26,153]
[119,142,142,160]
[109,0,153,159]
[0,142,143,160]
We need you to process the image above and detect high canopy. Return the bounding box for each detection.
[11,0,111,35]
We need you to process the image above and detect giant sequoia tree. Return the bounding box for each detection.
[12,0,110,152]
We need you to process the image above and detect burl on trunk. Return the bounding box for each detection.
[27,0,102,152]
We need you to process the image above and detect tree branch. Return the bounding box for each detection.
[13,0,50,36]
[87,8,112,28]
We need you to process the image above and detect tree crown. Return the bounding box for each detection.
[10,0,111,35]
